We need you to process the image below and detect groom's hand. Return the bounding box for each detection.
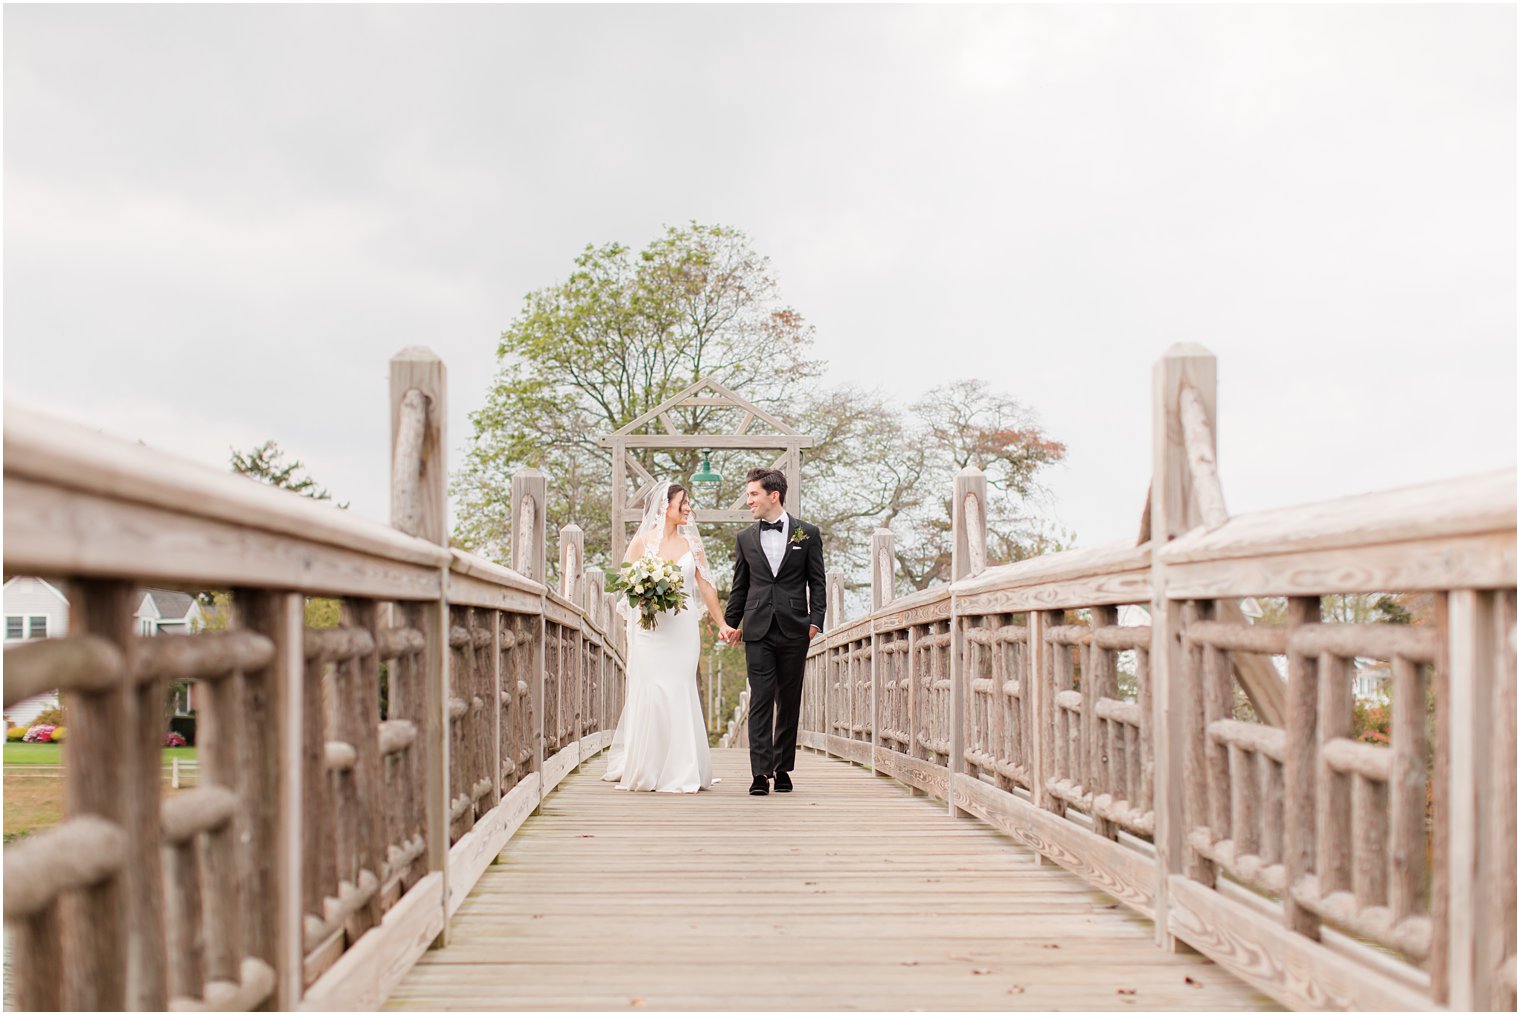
[809,625,821,640]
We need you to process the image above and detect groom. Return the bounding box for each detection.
[723,468,826,796]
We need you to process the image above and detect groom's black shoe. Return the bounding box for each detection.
[773,771,793,793]
[749,775,770,796]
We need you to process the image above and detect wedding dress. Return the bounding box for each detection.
[601,548,716,793]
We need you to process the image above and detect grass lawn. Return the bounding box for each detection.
[4,773,64,842]
[3,743,199,842]
[3,742,197,766]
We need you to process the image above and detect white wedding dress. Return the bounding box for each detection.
[601,551,715,793]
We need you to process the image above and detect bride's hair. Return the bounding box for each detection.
[664,483,687,506]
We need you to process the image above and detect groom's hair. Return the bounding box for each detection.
[746,467,787,506]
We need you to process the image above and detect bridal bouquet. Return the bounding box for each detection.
[613,554,689,631]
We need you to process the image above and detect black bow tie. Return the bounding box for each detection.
[759,519,784,533]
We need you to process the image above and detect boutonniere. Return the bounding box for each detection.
[790,528,809,546]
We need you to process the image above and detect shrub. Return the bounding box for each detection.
[32,706,65,727]
[22,724,57,743]
[6,726,28,742]
[162,731,187,748]
[1353,697,1391,746]
[50,726,67,743]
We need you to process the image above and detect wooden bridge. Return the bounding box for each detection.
[3,345,1514,1011]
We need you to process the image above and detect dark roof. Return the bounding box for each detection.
[144,589,197,620]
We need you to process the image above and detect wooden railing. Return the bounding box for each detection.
[2,348,625,1011]
[802,344,1516,1012]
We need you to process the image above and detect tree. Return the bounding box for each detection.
[453,224,1069,606]
[453,222,822,564]
[230,440,348,508]
[866,380,1069,592]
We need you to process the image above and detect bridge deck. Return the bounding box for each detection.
[387,748,1278,1011]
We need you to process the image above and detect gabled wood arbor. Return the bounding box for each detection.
[598,376,814,563]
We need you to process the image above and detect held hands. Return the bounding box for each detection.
[712,623,815,644]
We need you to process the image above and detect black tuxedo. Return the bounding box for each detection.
[725,515,826,778]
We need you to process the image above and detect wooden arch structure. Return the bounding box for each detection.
[597,376,814,563]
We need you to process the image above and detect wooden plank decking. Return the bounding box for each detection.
[387,748,1279,1011]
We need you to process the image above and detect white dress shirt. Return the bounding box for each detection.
[759,512,790,575]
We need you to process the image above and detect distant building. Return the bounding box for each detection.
[1353,660,1392,703]
[3,578,206,726]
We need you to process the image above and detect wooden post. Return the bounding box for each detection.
[237,589,305,1010]
[1282,597,1322,939]
[1446,588,1505,1009]
[584,566,605,738]
[1030,609,1061,816]
[390,348,448,546]
[559,524,584,602]
[875,613,887,771]
[905,624,921,795]
[948,594,970,817]
[871,529,895,613]
[825,571,845,632]
[610,438,627,566]
[63,581,134,1010]
[1088,605,1120,840]
[532,597,548,809]
[951,466,988,582]
[1149,342,1217,950]
[389,346,451,945]
[512,469,548,584]
[786,444,803,520]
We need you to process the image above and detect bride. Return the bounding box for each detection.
[602,481,735,793]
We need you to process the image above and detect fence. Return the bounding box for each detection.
[1,347,625,1011]
[800,344,1516,1012]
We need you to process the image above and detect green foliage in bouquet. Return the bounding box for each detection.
[613,554,689,631]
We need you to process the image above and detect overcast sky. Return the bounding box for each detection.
[5,4,1514,556]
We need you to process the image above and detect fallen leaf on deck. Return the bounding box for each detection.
[1184,976,1203,988]
[900,961,919,967]
[1117,988,1136,996]
[1042,943,1060,949]
[1007,986,1025,995]
[972,969,992,976]
[629,999,645,1008]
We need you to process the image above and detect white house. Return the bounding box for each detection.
[3,578,206,726]
[1353,660,1392,703]
[3,577,70,726]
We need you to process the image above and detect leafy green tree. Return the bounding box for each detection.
[454,222,822,564]
[230,440,348,508]
[454,224,1069,607]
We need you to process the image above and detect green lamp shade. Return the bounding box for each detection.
[691,451,721,485]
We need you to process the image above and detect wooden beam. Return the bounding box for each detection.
[610,434,814,449]
[698,376,804,435]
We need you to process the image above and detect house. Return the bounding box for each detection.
[1353,660,1392,703]
[3,577,71,726]
[3,578,206,726]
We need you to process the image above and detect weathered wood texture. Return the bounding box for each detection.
[386,749,1274,1012]
[801,344,1516,1011]
[6,342,1514,1014]
[2,348,626,1012]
